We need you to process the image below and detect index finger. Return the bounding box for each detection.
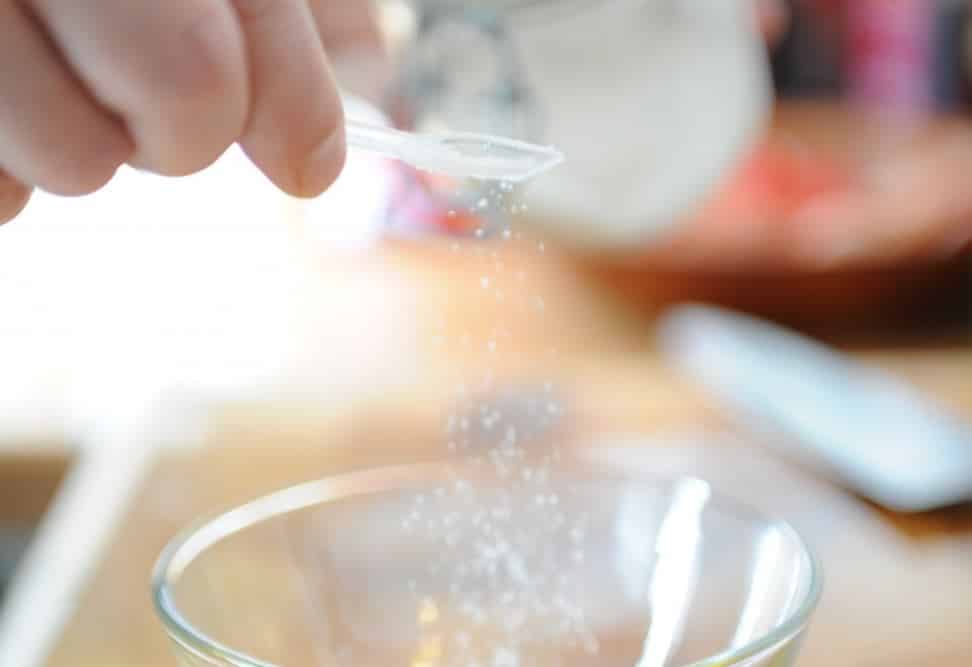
[232,0,347,198]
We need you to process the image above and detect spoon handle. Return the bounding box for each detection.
[345,118,562,183]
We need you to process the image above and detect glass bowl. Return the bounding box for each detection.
[153,456,820,666]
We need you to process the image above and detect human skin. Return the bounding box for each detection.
[2,0,969,274]
[0,0,382,223]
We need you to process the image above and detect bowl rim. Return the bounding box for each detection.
[152,461,823,667]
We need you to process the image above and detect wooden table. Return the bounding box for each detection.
[43,235,972,667]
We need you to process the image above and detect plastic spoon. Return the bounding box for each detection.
[346,119,564,183]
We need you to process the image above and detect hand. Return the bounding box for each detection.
[0,0,383,225]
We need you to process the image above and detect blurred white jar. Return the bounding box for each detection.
[382,0,772,250]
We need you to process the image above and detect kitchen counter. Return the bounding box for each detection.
[37,236,972,667]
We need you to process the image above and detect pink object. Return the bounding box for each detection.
[844,0,934,115]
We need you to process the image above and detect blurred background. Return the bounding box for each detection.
[0,1,969,666]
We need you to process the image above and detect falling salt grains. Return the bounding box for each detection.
[414,179,601,667]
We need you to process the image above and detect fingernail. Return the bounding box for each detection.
[299,127,347,198]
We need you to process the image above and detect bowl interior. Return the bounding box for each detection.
[156,462,817,667]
